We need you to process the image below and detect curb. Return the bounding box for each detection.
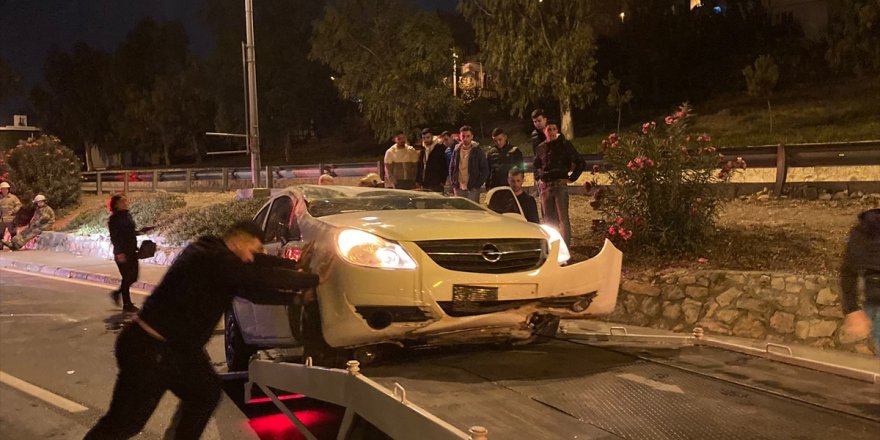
[0,257,158,292]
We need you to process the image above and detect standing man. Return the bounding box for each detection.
[531,109,549,150]
[2,194,54,250]
[448,125,488,202]
[0,181,22,240]
[84,221,321,440]
[383,130,419,190]
[839,208,880,356]
[508,167,540,224]
[486,127,524,189]
[418,128,448,192]
[533,120,585,245]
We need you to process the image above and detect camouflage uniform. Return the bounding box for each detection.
[0,191,22,237]
[9,204,55,250]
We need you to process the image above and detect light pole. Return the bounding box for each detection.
[244,0,262,188]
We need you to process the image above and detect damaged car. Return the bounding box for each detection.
[225,185,622,369]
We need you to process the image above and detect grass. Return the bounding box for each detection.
[569,76,880,153]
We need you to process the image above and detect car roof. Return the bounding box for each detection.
[286,184,450,200]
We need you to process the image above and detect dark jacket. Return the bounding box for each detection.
[449,144,489,191]
[419,143,449,191]
[840,209,880,314]
[531,129,546,150]
[517,192,540,224]
[486,144,524,189]
[533,135,586,183]
[108,211,138,256]
[138,236,319,351]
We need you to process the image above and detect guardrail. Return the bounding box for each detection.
[80,140,880,194]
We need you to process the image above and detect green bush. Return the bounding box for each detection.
[62,206,108,235]
[590,103,745,253]
[0,135,82,209]
[129,192,185,228]
[158,197,268,245]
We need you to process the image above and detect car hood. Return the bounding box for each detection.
[316,210,547,242]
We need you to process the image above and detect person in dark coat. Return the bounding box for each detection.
[530,108,548,150]
[84,221,321,440]
[486,127,524,189]
[107,194,141,313]
[448,125,489,202]
[417,128,449,192]
[839,208,880,355]
[533,120,585,245]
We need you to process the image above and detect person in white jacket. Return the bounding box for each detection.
[383,130,419,190]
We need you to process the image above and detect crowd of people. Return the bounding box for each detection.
[0,181,55,251]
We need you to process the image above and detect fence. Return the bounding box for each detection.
[80,140,880,195]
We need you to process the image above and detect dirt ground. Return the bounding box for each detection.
[55,191,876,276]
[568,195,877,276]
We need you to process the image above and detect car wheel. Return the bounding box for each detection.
[301,301,348,368]
[225,310,258,372]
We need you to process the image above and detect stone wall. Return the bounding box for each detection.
[607,269,875,355]
[31,231,181,266]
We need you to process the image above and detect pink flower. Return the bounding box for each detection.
[608,226,617,235]
[618,228,633,241]
[665,116,675,125]
[641,122,655,134]
[616,217,625,225]
[697,257,708,264]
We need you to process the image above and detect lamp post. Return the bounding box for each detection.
[244,0,262,188]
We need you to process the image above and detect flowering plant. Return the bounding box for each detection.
[589,103,745,252]
[1,135,83,209]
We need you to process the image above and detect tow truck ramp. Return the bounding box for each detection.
[245,327,880,440]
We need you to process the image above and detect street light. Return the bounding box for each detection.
[244,0,262,188]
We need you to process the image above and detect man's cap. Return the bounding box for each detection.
[33,194,46,202]
[0,182,9,188]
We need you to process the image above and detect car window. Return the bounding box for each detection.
[263,196,294,243]
[253,203,270,230]
[307,195,484,217]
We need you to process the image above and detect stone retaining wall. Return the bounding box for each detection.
[607,269,875,355]
[32,231,181,266]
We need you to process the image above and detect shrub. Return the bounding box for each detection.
[158,197,268,245]
[590,103,745,253]
[0,135,82,209]
[129,192,185,228]
[62,206,108,235]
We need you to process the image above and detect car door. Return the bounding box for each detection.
[486,186,526,221]
[233,195,299,347]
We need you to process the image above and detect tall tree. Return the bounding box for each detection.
[0,56,19,103]
[742,55,779,134]
[31,43,113,168]
[311,0,458,141]
[459,0,613,139]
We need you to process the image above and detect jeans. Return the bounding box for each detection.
[866,304,880,357]
[539,179,571,245]
[114,255,139,307]
[453,187,481,203]
[84,324,221,440]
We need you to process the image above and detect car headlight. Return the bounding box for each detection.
[539,224,571,264]
[336,229,417,270]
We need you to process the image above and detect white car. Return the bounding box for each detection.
[225,185,622,369]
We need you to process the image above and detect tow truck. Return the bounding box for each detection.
[237,323,880,440]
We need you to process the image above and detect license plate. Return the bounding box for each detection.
[452,285,499,312]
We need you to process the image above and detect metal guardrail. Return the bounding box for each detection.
[80,140,880,194]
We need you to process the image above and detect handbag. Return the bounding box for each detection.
[137,240,157,259]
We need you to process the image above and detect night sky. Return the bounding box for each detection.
[0,0,457,120]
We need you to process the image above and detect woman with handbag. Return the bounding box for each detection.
[108,194,141,313]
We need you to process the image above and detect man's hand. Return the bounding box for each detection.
[115,253,127,263]
[843,310,871,340]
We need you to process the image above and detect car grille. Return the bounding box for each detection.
[415,238,547,274]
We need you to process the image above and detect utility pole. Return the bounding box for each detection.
[244,0,262,187]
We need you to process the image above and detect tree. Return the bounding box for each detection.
[826,0,880,76]
[459,0,613,139]
[30,44,113,169]
[742,55,779,133]
[311,0,458,141]
[602,71,633,134]
[0,57,19,103]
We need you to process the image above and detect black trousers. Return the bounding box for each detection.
[84,324,221,440]
[114,255,139,306]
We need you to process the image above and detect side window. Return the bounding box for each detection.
[487,188,523,216]
[263,197,294,243]
[253,204,270,231]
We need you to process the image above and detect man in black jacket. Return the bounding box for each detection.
[84,221,320,440]
[486,127,524,189]
[533,120,585,245]
[839,208,880,355]
[417,128,449,192]
[530,108,548,150]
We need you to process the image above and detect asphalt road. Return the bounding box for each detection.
[0,268,320,440]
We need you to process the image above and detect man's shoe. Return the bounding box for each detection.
[110,290,121,307]
[122,304,139,314]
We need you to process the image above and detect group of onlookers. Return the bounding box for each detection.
[381,109,586,244]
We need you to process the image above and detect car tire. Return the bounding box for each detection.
[301,301,348,368]
[225,310,258,372]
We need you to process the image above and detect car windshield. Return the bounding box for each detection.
[303,187,485,217]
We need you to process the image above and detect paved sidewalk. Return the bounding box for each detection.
[3,248,877,375]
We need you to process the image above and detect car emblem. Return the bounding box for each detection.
[481,243,502,263]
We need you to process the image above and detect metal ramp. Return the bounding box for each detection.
[245,327,880,439]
